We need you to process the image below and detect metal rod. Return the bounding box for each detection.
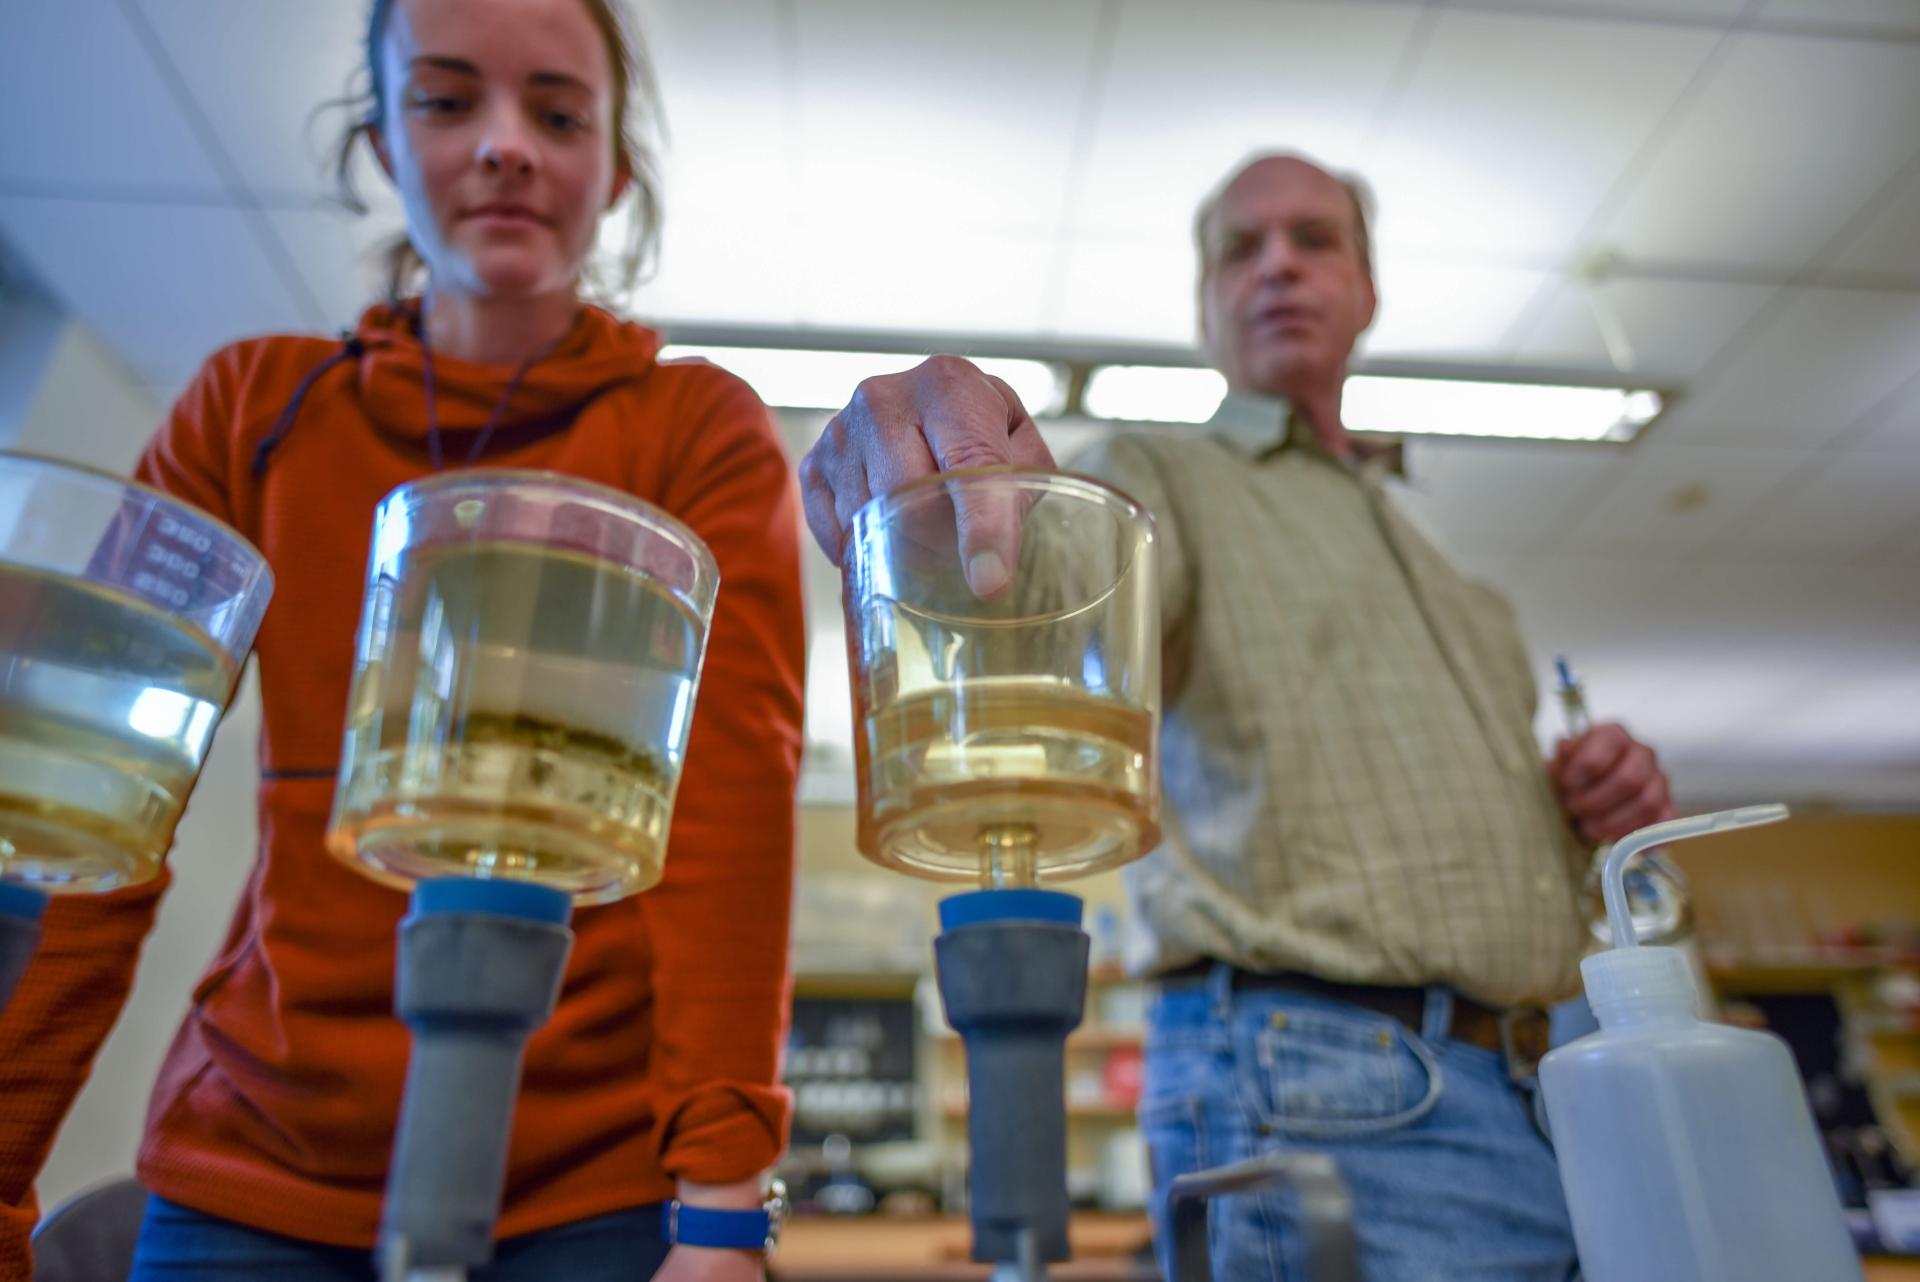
[1167,1150,1358,1282]
[989,1226,1048,1282]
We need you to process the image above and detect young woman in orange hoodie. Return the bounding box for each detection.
[0,1,803,1278]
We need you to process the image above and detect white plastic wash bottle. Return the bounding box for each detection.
[1539,804,1862,1282]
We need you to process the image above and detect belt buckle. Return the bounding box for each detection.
[1498,1007,1551,1086]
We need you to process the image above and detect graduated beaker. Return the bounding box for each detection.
[0,452,271,891]
[327,470,717,904]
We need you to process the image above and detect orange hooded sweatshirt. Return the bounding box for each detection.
[0,302,806,1266]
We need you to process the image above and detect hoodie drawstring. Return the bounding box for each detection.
[419,322,564,473]
[251,312,567,479]
[250,334,365,477]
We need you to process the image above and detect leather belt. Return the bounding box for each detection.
[1160,961,1551,1084]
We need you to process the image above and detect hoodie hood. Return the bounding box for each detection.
[352,299,663,439]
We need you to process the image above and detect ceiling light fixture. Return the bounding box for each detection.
[657,328,1670,444]
[658,344,1063,417]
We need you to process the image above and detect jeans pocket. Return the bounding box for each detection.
[1238,1003,1442,1140]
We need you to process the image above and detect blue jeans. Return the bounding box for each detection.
[1140,965,1579,1282]
[129,1196,670,1280]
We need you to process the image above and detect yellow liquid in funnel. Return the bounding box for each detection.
[858,679,1157,884]
[329,542,701,904]
[0,565,235,892]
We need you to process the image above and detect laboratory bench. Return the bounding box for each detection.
[769,1214,1920,1281]
[772,1212,1155,1281]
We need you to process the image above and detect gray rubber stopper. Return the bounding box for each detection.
[935,917,1089,1265]
[378,900,572,1277]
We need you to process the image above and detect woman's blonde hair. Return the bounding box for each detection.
[328,0,663,302]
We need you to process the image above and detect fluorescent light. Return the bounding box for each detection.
[1083,365,1228,423]
[1082,365,1661,441]
[970,358,1065,418]
[1343,376,1660,442]
[652,336,1663,442]
[658,344,1062,416]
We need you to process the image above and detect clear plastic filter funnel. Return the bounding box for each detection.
[843,468,1161,887]
[326,470,718,904]
[0,452,272,892]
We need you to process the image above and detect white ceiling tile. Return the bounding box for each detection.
[1656,287,1920,446]
[131,0,363,199]
[1762,0,1920,38]
[1679,562,1920,660]
[1500,0,1750,17]
[1727,448,1920,563]
[1601,32,1920,268]
[0,2,224,191]
[630,196,803,329]
[1854,378,1920,453]
[638,0,787,224]
[1496,552,1689,667]
[1561,442,1813,553]
[1072,1,1421,245]
[1742,666,1920,765]
[640,179,804,326]
[1503,557,1919,771]
[1692,566,1920,767]
[1542,661,1786,762]
[1366,10,1718,260]
[572,0,796,328]
[0,198,308,387]
[1048,235,1198,344]
[262,195,407,334]
[791,217,1055,333]
[1360,259,1556,359]
[1385,491,1918,798]
[1392,441,1629,554]
[792,0,1101,232]
[643,0,784,110]
[1513,277,1775,384]
[1862,512,1920,567]
[1827,160,1920,279]
[1673,759,1920,810]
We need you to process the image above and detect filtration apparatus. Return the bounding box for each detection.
[325,471,719,1282]
[842,467,1356,1281]
[0,452,271,1011]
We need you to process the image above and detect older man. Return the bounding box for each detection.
[801,153,1672,1280]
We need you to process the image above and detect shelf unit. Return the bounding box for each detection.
[783,958,1151,1211]
[1708,955,1920,1171]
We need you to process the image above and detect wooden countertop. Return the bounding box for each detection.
[772,1213,1154,1281]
